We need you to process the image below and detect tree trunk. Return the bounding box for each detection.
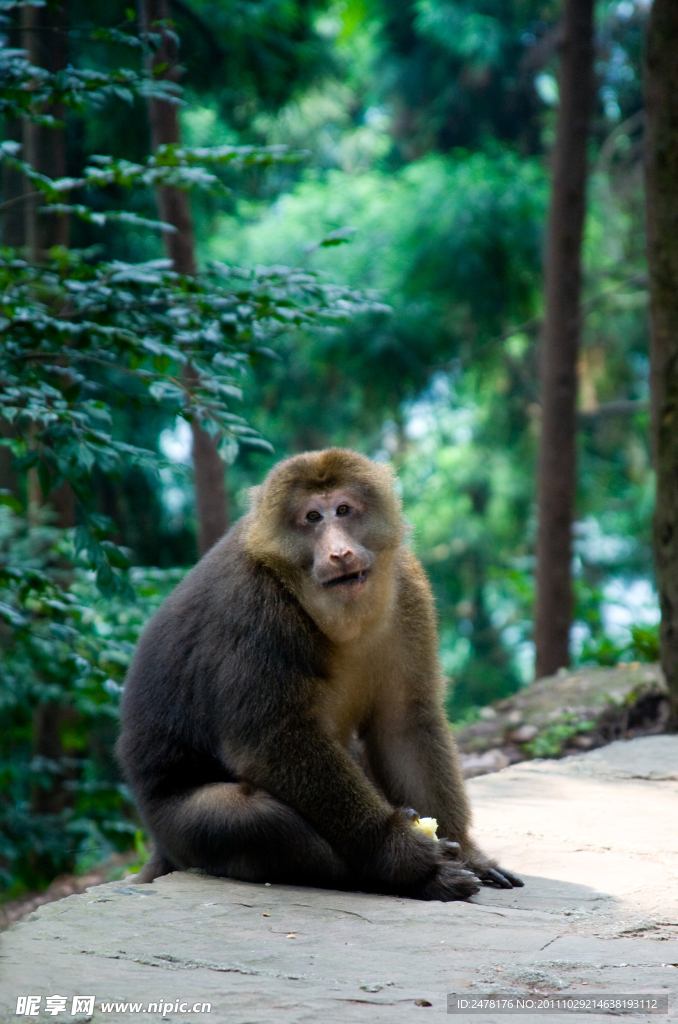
[1,126,27,251]
[1,4,26,256]
[645,0,678,731]
[0,79,22,494]
[141,0,229,556]
[22,4,74,530]
[20,2,76,820]
[22,3,69,260]
[534,0,594,679]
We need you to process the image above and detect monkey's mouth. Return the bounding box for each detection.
[322,569,369,588]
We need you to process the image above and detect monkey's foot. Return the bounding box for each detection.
[131,852,175,884]
[411,863,481,902]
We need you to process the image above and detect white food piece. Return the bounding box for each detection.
[412,816,438,840]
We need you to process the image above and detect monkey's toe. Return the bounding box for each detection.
[498,867,524,887]
[481,866,524,889]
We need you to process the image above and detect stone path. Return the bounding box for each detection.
[1,736,676,1023]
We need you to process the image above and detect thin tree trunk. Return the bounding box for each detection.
[21,2,76,819]
[141,0,228,556]
[534,0,594,679]
[1,61,26,250]
[22,3,74,530]
[22,3,69,260]
[645,0,678,731]
[0,14,23,492]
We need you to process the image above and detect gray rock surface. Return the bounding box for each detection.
[1,736,677,1023]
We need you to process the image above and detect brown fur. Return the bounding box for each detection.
[118,448,521,899]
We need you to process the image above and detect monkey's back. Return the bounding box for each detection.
[117,521,328,814]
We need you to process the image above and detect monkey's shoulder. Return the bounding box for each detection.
[394,547,435,612]
[124,524,328,704]
[386,548,441,675]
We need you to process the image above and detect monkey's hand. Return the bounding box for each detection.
[402,816,522,890]
[360,809,470,899]
[404,808,439,841]
[364,811,478,901]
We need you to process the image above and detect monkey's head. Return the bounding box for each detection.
[245,449,406,631]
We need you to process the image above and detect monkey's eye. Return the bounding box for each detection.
[336,504,351,516]
[306,510,322,522]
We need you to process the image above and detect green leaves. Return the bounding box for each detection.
[0,246,378,580]
[72,525,130,599]
[0,503,187,891]
[303,226,358,258]
[0,45,181,123]
[148,380,185,404]
[414,2,502,65]
[0,0,378,897]
[0,488,22,513]
[0,142,306,229]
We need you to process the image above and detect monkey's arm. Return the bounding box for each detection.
[364,696,472,847]
[364,701,522,889]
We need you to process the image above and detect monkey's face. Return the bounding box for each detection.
[294,489,373,602]
[245,450,405,641]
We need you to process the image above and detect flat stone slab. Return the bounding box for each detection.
[1,737,677,1022]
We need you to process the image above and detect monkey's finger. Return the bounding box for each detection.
[440,839,461,859]
[403,807,420,821]
[483,867,514,889]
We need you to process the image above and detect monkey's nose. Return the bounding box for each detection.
[329,549,352,561]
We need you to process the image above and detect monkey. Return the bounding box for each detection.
[118,448,522,900]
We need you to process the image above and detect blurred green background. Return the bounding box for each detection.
[0,0,658,897]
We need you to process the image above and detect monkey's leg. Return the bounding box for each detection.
[145,782,351,888]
